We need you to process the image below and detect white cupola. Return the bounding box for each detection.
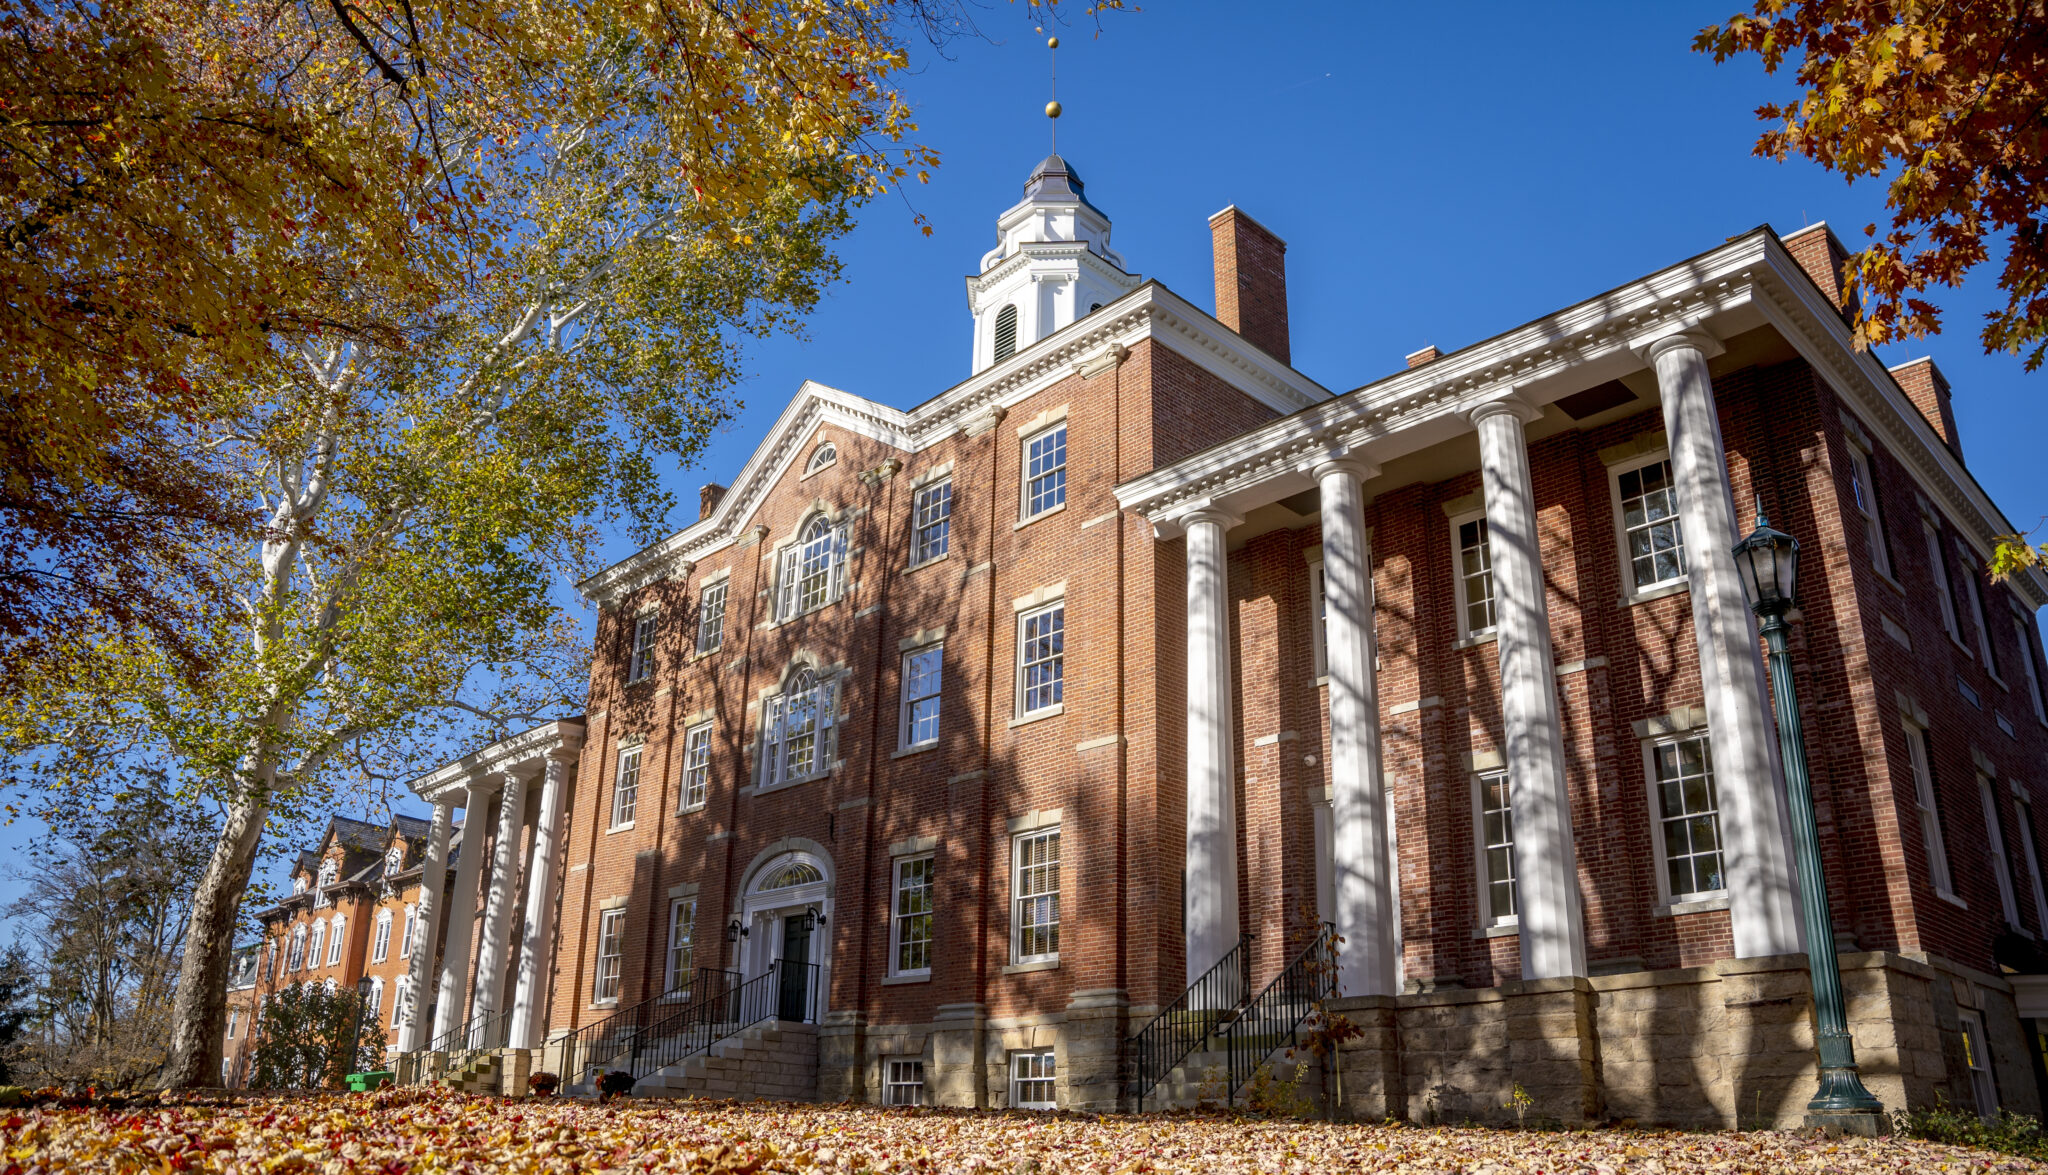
[967,155,1140,374]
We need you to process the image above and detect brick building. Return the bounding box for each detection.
[373,154,2048,1126]
[221,815,455,1085]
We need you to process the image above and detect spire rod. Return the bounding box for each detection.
[1044,34,1061,152]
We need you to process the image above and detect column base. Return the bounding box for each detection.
[1503,977,1601,1127]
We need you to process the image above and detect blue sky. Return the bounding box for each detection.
[8,2,2046,921]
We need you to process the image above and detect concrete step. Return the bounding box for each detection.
[634,1020,819,1102]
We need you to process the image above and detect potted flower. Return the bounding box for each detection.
[528,1071,560,1097]
[597,1070,635,1100]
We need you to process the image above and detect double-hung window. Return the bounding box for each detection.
[2013,606,2048,725]
[1613,454,1686,593]
[366,977,383,1018]
[1960,540,2002,680]
[391,978,410,1029]
[1958,1009,2000,1118]
[1010,1049,1056,1110]
[911,480,952,566]
[307,921,326,969]
[885,1059,927,1106]
[372,912,392,962]
[1308,558,1329,678]
[594,908,626,1003]
[761,670,835,787]
[226,1008,239,1040]
[1980,773,2022,926]
[665,899,696,995]
[696,581,729,654]
[1649,733,1725,901]
[399,904,416,960]
[901,645,943,748]
[1475,769,1516,925]
[327,916,345,966]
[680,723,712,811]
[892,855,934,976]
[1012,828,1061,963]
[1924,521,1963,643]
[1017,603,1065,717]
[287,927,305,971]
[1452,513,1497,639]
[779,516,847,619]
[2017,797,2048,935]
[1846,445,1895,578]
[627,610,658,684]
[1905,721,1957,899]
[1022,424,1067,520]
[611,746,642,829]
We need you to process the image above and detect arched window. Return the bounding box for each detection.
[761,668,836,787]
[805,442,837,475]
[292,874,309,896]
[762,860,824,889]
[777,514,845,618]
[286,926,306,971]
[993,304,1019,362]
[318,859,337,888]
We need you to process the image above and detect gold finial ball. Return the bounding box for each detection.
[1046,100,1062,119]
[1048,35,1059,49]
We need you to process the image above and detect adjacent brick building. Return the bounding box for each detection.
[367,155,2048,1127]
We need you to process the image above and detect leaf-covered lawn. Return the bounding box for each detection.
[5,1091,2039,1174]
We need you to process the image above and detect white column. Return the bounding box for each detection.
[1648,331,1803,957]
[397,800,454,1052]
[511,749,575,1049]
[430,775,501,1040]
[468,770,529,1037]
[1183,506,1244,993]
[1316,457,1401,998]
[1472,398,1588,980]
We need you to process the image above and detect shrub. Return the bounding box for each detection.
[528,1071,559,1095]
[1892,1101,2048,1161]
[597,1070,635,1100]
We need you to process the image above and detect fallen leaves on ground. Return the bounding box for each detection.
[2,1090,2038,1174]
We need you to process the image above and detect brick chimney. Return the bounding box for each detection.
[1405,345,1442,369]
[1209,206,1290,364]
[699,483,727,521]
[1781,222,1859,318]
[1888,357,1963,460]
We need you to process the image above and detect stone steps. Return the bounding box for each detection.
[632,1020,819,1102]
[1137,1041,1324,1111]
[440,1053,502,1095]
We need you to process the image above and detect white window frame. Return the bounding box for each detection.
[1021,422,1068,521]
[391,978,410,1029]
[594,908,627,1004]
[680,722,712,812]
[910,479,952,567]
[1016,602,1066,718]
[385,845,404,876]
[900,644,943,749]
[1980,772,2022,927]
[306,921,326,969]
[287,926,306,971]
[1449,510,1498,640]
[2018,795,2048,936]
[1009,1048,1057,1110]
[627,609,658,684]
[891,855,934,978]
[1845,443,1894,580]
[1012,828,1061,964]
[1646,732,1728,904]
[664,898,696,995]
[759,669,837,789]
[696,580,728,654]
[611,745,642,830]
[372,911,392,962]
[805,441,837,476]
[1473,768,1517,927]
[1307,557,1329,679]
[884,1059,927,1106]
[1923,520,1965,646]
[1905,720,1958,901]
[326,915,345,966]
[1960,538,2004,683]
[1957,1008,2000,1119]
[777,515,847,620]
[366,977,383,1018]
[1609,451,1687,598]
[398,904,416,960]
[226,1007,239,1039]
[2014,606,2048,726]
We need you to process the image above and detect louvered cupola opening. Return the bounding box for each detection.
[993,304,1019,363]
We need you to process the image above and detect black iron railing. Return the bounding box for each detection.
[560,964,798,1094]
[394,1005,515,1086]
[1220,924,1336,1105]
[1124,935,1251,1110]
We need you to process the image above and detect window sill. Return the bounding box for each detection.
[1474,920,1519,940]
[905,553,950,575]
[1003,958,1060,975]
[624,675,655,689]
[1014,503,1068,531]
[892,742,939,760]
[1990,671,2011,692]
[882,972,932,986]
[1622,581,1690,608]
[743,771,832,798]
[676,803,708,817]
[1937,889,1969,910]
[1009,704,1065,729]
[1653,893,1730,917]
[589,1000,620,1011]
[1313,674,1330,688]
[1872,566,1907,594]
[1453,630,1499,651]
[1950,634,1976,659]
[606,822,637,835]
[689,646,723,663]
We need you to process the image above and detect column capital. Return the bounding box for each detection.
[1635,327,1727,365]
[1468,392,1543,428]
[1310,453,1380,484]
[1179,502,1244,532]
[545,745,582,768]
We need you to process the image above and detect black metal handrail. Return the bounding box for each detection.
[620,961,816,1087]
[560,964,784,1094]
[1221,924,1336,1105]
[1125,934,1251,1110]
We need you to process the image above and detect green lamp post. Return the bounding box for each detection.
[1731,505,1887,1135]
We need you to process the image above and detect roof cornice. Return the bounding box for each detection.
[406,718,587,803]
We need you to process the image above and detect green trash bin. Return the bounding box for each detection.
[346,1071,395,1092]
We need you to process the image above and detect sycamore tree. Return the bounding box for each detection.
[1697,3,2048,574]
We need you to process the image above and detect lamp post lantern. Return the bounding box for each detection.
[1732,504,1886,1135]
